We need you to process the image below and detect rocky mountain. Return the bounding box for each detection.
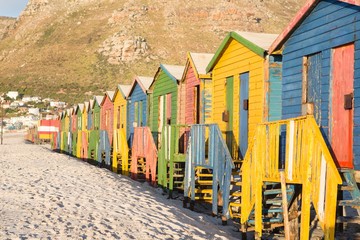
[0,0,306,104]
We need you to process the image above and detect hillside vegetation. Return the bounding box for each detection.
[0,0,306,104]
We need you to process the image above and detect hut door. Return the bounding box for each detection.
[158,95,165,133]
[305,53,322,123]
[239,72,249,159]
[225,76,234,155]
[166,93,172,125]
[194,86,200,124]
[331,44,354,169]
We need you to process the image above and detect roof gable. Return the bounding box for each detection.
[269,0,360,54]
[129,76,153,96]
[183,52,214,80]
[207,31,278,72]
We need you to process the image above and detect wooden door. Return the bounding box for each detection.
[306,53,322,123]
[239,72,249,159]
[158,95,164,133]
[331,44,354,168]
[226,76,234,154]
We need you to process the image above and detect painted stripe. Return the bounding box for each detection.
[318,154,327,222]
[38,126,59,132]
[287,120,295,180]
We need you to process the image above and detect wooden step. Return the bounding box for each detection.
[229,202,241,207]
[248,217,283,225]
[197,173,213,177]
[338,200,360,209]
[231,192,242,197]
[231,181,242,186]
[264,188,293,195]
[197,180,213,185]
[195,196,212,200]
[340,185,355,191]
[336,216,360,223]
[195,189,213,194]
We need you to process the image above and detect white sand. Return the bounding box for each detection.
[0,132,239,240]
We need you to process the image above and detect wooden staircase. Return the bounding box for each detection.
[336,169,360,230]
[183,124,234,223]
[239,116,342,239]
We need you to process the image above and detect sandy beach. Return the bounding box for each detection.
[0,132,239,240]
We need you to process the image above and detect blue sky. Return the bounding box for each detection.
[0,0,29,18]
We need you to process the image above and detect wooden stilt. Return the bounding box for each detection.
[280,170,290,239]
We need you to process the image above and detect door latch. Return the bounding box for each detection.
[344,93,353,110]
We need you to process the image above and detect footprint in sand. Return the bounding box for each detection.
[57,202,64,208]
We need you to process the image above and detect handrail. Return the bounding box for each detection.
[240,115,342,239]
[131,127,158,184]
[184,124,235,220]
[113,128,129,174]
[158,124,190,190]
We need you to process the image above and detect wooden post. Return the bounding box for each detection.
[280,170,290,239]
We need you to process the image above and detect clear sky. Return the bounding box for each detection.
[0,0,29,18]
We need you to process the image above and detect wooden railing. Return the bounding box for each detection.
[240,115,341,239]
[184,124,235,220]
[158,124,190,190]
[131,127,158,184]
[113,128,129,174]
[98,130,111,165]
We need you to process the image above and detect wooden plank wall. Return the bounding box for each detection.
[185,65,200,125]
[281,0,360,169]
[127,83,147,147]
[212,38,264,159]
[101,96,114,145]
[150,71,178,133]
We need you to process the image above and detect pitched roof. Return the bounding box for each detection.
[84,101,90,112]
[88,99,94,112]
[117,84,132,98]
[188,52,214,75]
[129,76,153,96]
[207,31,278,72]
[94,95,104,108]
[106,91,115,102]
[137,76,153,91]
[268,0,360,54]
[77,103,84,113]
[161,64,185,81]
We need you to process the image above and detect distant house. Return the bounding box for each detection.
[31,96,41,102]
[6,91,19,100]
[22,96,32,102]
[9,102,19,108]
[50,101,66,108]
[28,108,40,115]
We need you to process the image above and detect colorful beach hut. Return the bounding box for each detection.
[80,101,89,160]
[266,1,360,238]
[70,106,78,156]
[75,103,84,158]
[178,52,214,125]
[98,91,115,167]
[149,64,185,145]
[127,76,153,146]
[113,84,131,173]
[206,31,278,160]
[88,95,103,163]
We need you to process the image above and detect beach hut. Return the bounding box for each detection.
[178,52,214,125]
[149,64,185,145]
[80,101,90,160]
[113,84,131,173]
[70,106,78,156]
[88,95,103,163]
[266,0,360,238]
[60,110,69,153]
[50,114,61,151]
[127,76,153,146]
[75,103,84,158]
[206,31,278,160]
[98,91,115,167]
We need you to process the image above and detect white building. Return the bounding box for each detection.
[6,91,19,100]
[22,96,32,102]
[28,108,40,116]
